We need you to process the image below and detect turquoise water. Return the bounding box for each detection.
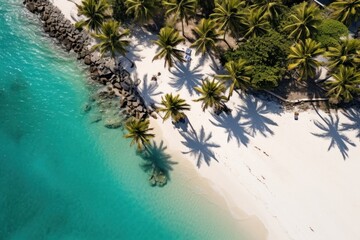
[0,1,249,239]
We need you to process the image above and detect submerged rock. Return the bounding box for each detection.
[104,118,122,129]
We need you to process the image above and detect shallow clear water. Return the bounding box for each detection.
[0,1,247,240]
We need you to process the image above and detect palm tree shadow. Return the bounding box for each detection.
[137,74,163,105]
[169,61,203,96]
[240,95,278,137]
[311,112,356,160]
[180,126,220,168]
[341,108,360,140]
[138,141,178,181]
[209,109,250,147]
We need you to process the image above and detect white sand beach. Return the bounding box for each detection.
[54,1,360,239]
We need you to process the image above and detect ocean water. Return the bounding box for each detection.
[0,1,248,239]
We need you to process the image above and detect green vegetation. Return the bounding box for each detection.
[210,0,244,47]
[315,19,349,48]
[92,20,130,61]
[124,118,155,151]
[283,2,321,40]
[153,27,185,69]
[193,78,228,112]
[325,38,360,70]
[223,30,291,89]
[70,0,360,186]
[329,0,360,27]
[215,59,252,98]
[76,0,110,32]
[288,38,325,81]
[191,18,222,54]
[159,93,190,123]
[125,0,161,24]
[163,0,197,37]
[326,66,360,103]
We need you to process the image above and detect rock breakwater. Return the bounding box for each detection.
[23,0,150,121]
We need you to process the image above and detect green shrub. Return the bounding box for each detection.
[222,30,291,90]
[315,19,348,48]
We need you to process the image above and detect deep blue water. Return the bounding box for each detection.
[0,1,247,239]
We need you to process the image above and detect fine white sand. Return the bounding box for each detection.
[53,2,360,239]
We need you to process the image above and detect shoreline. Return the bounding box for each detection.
[23,1,360,240]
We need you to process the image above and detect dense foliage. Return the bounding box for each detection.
[315,19,349,48]
[223,30,291,89]
[75,0,360,105]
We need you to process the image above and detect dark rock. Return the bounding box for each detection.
[84,55,91,65]
[113,82,121,89]
[136,105,144,112]
[104,118,122,129]
[120,99,127,108]
[26,2,36,13]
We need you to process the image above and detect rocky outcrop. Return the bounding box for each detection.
[23,0,151,121]
[24,0,90,60]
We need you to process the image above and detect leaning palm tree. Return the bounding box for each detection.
[325,38,360,70]
[158,93,190,123]
[210,0,245,47]
[215,59,253,99]
[241,8,271,39]
[329,0,360,27]
[163,0,197,37]
[125,0,161,25]
[153,27,185,69]
[191,19,222,54]
[76,0,110,32]
[326,65,360,103]
[191,18,222,69]
[283,2,321,40]
[254,0,285,26]
[92,20,133,66]
[194,78,228,112]
[124,118,155,151]
[288,38,325,81]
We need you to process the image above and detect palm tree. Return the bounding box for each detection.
[329,0,360,27]
[92,20,133,66]
[76,0,110,32]
[191,19,222,54]
[153,27,185,69]
[191,18,222,69]
[325,38,360,70]
[283,2,321,40]
[124,118,155,151]
[254,0,286,26]
[210,0,245,47]
[288,38,325,81]
[215,59,253,99]
[241,8,270,39]
[125,0,161,25]
[194,78,228,112]
[326,65,360,103]
[163,0,197,37]
[159,93,190,123]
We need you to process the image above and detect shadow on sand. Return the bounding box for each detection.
[137,74,163,105]
[311,109,356,160]
[341,108,360,140]
[138,141,178,181]
[180,126,219,168]
[169,61,203,96]
[209,108,250,147]
[239,95,279,137]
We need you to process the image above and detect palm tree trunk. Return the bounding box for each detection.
[181,19,186,38]
[222,30,232,49]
